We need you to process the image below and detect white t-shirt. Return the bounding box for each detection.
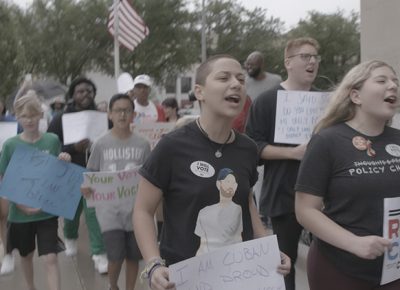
[134,100,158,124]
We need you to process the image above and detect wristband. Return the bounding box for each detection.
[140,258,166,284]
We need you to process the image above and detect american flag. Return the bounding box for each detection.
[107,0,149,51]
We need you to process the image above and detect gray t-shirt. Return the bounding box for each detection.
[245,72,282,102]
[87,131,151,232]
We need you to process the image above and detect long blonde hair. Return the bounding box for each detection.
[314,60,396,133]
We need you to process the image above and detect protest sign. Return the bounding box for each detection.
[0,122,18,150]
[381,197,400,285]
[274,90,330,144]
[391,114,400,130]
[135,122,174,150]
[169,235,285,290]
[62,110,108,145]
[83,168,140,211]
[0,144,85,219]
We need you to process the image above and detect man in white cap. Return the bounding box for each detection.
[131,74,165,123]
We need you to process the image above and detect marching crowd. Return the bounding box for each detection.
[1,36,400,290]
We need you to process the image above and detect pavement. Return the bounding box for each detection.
[0,218,310,290]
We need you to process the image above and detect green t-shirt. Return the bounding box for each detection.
[0,133,61,223]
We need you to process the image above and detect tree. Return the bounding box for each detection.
[0,2,23,103]
[200,0,284,73]
[16,0,112,84]
[286,10,360,90]
[116,0,200,84]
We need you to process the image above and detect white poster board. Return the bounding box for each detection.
[381,197,400,285]
[274,90,330,144]
[390,113,400,130]
[83,168,140,211]
[0,122,18,150]
[169,235,285,290]
[135,122,175,150]
[62,111,108,145]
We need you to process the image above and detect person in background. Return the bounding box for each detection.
[245,51,282,102]
[0,91,71,290]
[131,74,165,124]
[296,60,400,290]
[47,77,108,274]
[246,37,321,290]
[161,97,179,123]
[133,54,291,290]
[96,101,108,113]
[49,96,66,118]
[82,93,151,290]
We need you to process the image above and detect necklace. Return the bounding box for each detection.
[196,118,233,158]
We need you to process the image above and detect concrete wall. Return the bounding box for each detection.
[360,0,400,72]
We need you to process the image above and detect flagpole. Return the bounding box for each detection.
[201,0,206,62]
[113,0,121,80]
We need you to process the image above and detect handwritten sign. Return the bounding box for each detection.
[381,197,400,285]
[83,168,140,211]
[135,122,174,150]
[0,122,18,151]
[390,114,400,130]
[274,90,330,144]
[169,235,285,290]
[0,144,85,219]
[62,111,108,145]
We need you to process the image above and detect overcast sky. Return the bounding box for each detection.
[11,0,360,30]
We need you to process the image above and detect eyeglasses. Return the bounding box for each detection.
[287,53,321,63]
[111,108,133,115]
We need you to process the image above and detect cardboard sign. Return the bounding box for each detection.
[0,122,18,151]
[381,197,400,284]
[62,111,108,145]
[169,235,285,290]
[135,122,175,150]
[274,90,330,144]
[0,144,85,219]
[83,168,139,211]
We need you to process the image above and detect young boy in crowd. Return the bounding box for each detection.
[82,94,151,290]
[0,90,71,290]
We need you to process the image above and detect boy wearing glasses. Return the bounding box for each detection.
[246,37,321,290]
[82,94,150,290]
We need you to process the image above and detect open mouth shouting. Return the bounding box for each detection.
[384,95,398,104]
[224,94,241,104]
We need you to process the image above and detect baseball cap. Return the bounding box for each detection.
[133,74,152,87]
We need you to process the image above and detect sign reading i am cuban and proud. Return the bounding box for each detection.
[62,110,108,145]
[135,122,175,150]
[169,235,285,290]
[0,144,85,219]
[381,197,400,285]
[83,168,140,209]
[274,90,331,144]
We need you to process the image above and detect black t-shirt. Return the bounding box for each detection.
[296,123,400,283]
[246,85,300,217]
[140,121,258,265]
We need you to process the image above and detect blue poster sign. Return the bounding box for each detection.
[0,144,85,219]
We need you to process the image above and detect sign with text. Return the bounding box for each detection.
[169,235,285,290]
[274,90,330,144]
[135,122,174,150]
[62,111,108,145]
[0,122,18,151]
[390,114,400,130]
[83,168,140,211]
[381,197,400,285]
[0,144,85,219]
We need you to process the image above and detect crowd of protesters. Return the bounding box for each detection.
[0,36,399,290]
